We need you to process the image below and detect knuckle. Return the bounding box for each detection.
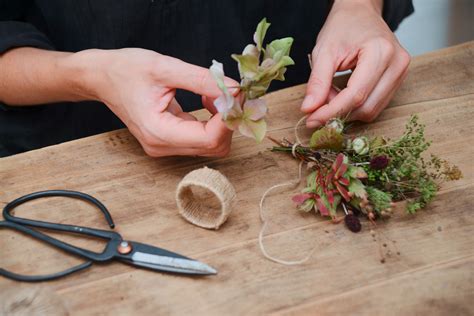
[142,145,160,157]
[377,37,395,56]
[215,146,231,158]
[398,49,411,69]
[205,137,221,151]
[140,129,159,148]
[357,106,378,122]
[352,88,368,107]
[308,75,329,89]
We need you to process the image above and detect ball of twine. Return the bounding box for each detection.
[176,167,236,230]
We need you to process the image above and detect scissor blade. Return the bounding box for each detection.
[131,251,217,275]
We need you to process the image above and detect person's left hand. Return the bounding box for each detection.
[301,0,411,128]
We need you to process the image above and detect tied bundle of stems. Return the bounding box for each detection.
[270,116,462,233]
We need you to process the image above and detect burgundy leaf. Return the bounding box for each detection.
[325,170,335,186]
[334,163,348,179]
[338,176,350,186]
[335,181,351,202]
[327,190,334,205]
[292,193,314,205]
[332,153,345,172]
[316,198,329,216]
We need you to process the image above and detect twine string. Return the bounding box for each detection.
[258,115,319,265]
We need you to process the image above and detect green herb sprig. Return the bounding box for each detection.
[272,115,462,231]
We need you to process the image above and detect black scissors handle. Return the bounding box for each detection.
[0,190,122,282]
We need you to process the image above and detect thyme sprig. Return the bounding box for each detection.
[271,115,462,231]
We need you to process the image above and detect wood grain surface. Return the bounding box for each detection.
[1,42,473,316]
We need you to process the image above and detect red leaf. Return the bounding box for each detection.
[335,163,348,179]
[292,193,314,205]
[335,181,351,202]
[332,153,345,172]
[327,190,334,205]
[316,198,329,216]
[338,176,350,186]
[325,170,335,186]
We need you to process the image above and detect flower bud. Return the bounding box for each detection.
[326,118,344,133]
[352,136,370,155]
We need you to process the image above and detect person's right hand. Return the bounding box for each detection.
[72,48,238,157]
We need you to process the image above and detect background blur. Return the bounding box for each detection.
[395,0,474,56]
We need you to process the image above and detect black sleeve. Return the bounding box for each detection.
[382,0,414,31]
[0,0,54,54]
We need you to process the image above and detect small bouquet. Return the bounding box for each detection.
[210,18,294,142]
[271,115,462,232]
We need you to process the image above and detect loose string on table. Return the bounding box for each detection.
[258,115,320,265]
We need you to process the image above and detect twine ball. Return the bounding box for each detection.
[176,167,236,229]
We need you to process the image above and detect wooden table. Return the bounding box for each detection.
[1,42,473,315]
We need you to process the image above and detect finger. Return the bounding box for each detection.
[167,98,198,121]
[158,55,239,98]
[302,50,336,113]
[202,95,217,115]
[148,111,231,150]
[142,114,232,157]
[306,46,392,128]
[350,63,409,122]
[327,85,340,103]
[144,145,229,157]
[166,98,184,116]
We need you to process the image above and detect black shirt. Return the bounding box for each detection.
[0,0,413,157]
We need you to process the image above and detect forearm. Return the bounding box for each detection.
[0,47,100,106]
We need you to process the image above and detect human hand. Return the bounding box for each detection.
[74,48,238,157]
[301,0,411,128]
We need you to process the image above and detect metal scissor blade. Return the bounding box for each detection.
[131,251,217,275]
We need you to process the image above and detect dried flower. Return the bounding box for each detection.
[210,18,294,142]
[344,214,362,233]
[352,136,370,155]
[370,155,390,170]
[326,118,344,133]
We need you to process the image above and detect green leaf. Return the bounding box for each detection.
[253,18,271,51]
[243,98,267,120]
[346,165,368,179]
[366,186,392,212]
[264,37,294,60]
[306,171,317,191]
[298,198,315,213]
[231,54,260,80]
[370,136,386,150]
[238,118,267,142]
[348,178,367,199]
[310,126,344,150]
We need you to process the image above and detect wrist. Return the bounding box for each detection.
[333,0,383,15]
[60,49,111,102]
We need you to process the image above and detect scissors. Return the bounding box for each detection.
[0,190,217,282]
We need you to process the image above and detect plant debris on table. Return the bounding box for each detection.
[271,115,463,233]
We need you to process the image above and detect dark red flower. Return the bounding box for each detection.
[344,214,362,233]
[370,155,390,170]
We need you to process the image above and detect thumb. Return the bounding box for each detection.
[302,50,336,113]
[159,55,239,99]
[202,95,217,115]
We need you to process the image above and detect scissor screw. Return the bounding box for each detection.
[117,241,132,254]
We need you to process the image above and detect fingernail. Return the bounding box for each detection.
[306,119,322,129]
[301,96,314,112]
